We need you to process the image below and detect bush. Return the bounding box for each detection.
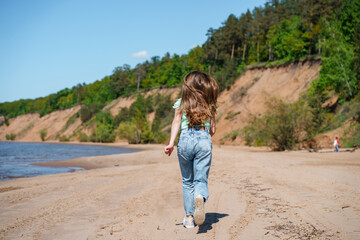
[242,99,314,150]
[219,130,241,144]
[39,129,47,141]
[225,111,240,120]
[80,104,100,123]
[5,133,16,141]
[64,112,79,130]
[59,135,70,142]
[153,131,169,144]
[89,133,101,142]
[77,132,89,142]
[113,107,131,127]
[214,59,239,91]
[5,117,9,126]
[151,94,173,132]
[94,122,115,143]
[118,121,141,144]
[342,122,360,148]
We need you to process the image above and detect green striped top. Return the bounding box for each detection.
[173,98,211,130]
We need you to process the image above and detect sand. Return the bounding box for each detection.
[0,144,359,240]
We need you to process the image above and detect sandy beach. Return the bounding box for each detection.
[0,144,359,240]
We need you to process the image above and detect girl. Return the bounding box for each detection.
[164,71,218,228]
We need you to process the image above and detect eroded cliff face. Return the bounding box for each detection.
[0,88,181,142]
[0,60,322,144]
[213,60,321,145]
[0,106,82,142]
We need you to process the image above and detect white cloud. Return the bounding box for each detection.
[131,50,149,59]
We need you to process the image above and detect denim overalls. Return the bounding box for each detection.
[177,126,212,215]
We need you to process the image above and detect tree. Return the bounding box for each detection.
[187,46,205,71]
[314,20,357,99]
[109,64,131,98]
[222,14,240,60]
[243,99,314,150]
[135,64,146,92]
[239,10,253,62]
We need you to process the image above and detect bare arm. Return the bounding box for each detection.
[164,108,182,156]
[210,116,216,137]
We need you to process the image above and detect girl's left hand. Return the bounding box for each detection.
[164,144,174,156]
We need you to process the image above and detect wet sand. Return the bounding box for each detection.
[0,144,359,239]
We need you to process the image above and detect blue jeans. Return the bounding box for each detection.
[177,127,212,215]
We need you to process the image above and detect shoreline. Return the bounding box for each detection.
[1,140,357,180]
[0,141,147,181]
[26,143,358,171]
[31,143,171,171]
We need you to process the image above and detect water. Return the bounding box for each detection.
[0,141,136,181]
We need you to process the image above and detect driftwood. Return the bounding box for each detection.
[308,147,322,152]
[308,146,357,153]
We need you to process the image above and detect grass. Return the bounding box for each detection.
[220,129,241,144]
[17,122,34,137]
[225,111,241,120]
[231,75,262,102]
[245,55,321,70]
[64,112,79,131]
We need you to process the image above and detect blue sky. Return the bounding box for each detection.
[0,0,267,103]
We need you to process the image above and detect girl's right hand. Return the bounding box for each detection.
[164,144,174,156]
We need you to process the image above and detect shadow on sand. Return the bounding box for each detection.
[197,212,229,234]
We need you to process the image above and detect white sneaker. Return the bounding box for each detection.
[194,195,205,225]
[183,216,195,228]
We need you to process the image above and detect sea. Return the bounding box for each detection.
[0,141,136,181]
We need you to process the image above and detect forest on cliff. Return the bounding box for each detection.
[1,0,359,149]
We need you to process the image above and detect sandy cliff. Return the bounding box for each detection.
[214,60,321,144]
[0,60,323,145]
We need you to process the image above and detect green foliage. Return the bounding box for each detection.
[77,132,89,142]
[338,93,360,148]
[1,0,359,148]
[80,104,100,123]
[322,94,360,133]
[114,107,131,127]
[342,122,360,148]
[64,112,79,130]
[0,0,354,122]
[225,111,240,120]
[118,121,141,144]
[39,129,47,141]
[151,94,173,132]
[5,133,16,141]
[115,93,173,144]
[267,16,308,61]
[310,20,357,100]
[338,0,360,44]
[219,130,241,145]
[153,131,169,144]
[94,122,115,143]
[4,117,9,126]
[214,59,239,91]
[187,46,205,71]
[91,111,115,143]
[229,130,241,141]
[243,99,315,150]
[108,65,132,98]
[237,62,246,75]
[59,135,70,142]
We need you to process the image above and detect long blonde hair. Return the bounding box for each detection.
[181,71,218,127]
